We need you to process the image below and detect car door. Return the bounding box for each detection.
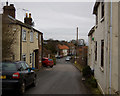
[24,62,35,84]
[20,62,32,86]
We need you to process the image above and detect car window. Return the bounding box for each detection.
[2,62,17,71]
[21,62,27,70]
[48,59,52,61]
[25,63,29,68]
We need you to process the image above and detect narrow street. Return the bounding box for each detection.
[24,57,91,94]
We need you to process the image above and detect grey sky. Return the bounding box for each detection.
[1,2,95,42]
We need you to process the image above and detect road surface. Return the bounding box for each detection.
[24,57,91,94]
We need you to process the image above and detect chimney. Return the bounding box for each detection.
[24,13,33,26]
[3,2,16,18]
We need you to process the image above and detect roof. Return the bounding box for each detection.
[58,44,69,50]
[88,26,95,36]
[2,14,43,34]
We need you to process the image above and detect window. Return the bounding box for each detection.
[101,2,104,19]
[95,41,97,61]
[36,33,38,39]
[101,40,104,67]
[22,54,26,61]
[30,31,33,42]
[30,53,32,63]
[22,29,26,41]
[39,35,41,45]
[96,14,98,25]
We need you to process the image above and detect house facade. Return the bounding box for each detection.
[57,44,69,56]
[2,3,43,69]
[88,1,120,95]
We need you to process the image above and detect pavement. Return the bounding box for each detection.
[24,57,91,95]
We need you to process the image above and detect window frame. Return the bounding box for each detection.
[30,31,34,42]
[101,2,104,19]
[101,40,104,68]
[22,29,26,41]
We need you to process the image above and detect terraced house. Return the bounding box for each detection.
[2,2,43,69]
[88,1,120,95]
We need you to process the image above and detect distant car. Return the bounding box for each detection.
[1,61,37,94]
[65,56,70,61]
[42,58,54,68]
[56,55,61,59]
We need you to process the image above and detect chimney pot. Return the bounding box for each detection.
[6,1,8,6]
[26,13,28,18]
[10,4,14,7]
[29,13,31,18]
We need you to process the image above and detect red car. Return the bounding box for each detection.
[42,58,54,68]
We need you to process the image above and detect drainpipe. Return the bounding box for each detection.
[109,1,112,94]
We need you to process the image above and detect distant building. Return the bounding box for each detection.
[57,44,69,56]
[67,43,75,55]
[2,2,43,69]
[88,1,120,94]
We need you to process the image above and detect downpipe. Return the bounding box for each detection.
[109,1,112,94]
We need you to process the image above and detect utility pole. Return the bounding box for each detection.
[75,27,79,64]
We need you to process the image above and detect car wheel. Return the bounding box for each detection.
[32,77,37,87]
[19,81,25,94]
[50,65,53,68]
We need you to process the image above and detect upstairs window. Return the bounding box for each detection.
[96,14,98,25]
[22,29,26,41]
[101,2,104,19]
[36,33,38,39]
[30,31,33,42]
[39,35,42,45]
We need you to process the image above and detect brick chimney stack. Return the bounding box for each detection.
[3,2,16,18]
[24,13,33,26]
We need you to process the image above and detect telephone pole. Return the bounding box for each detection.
[75,27,79,64]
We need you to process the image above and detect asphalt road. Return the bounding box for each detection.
[24,57,91,95]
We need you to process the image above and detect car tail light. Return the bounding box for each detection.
[12,72,20,79]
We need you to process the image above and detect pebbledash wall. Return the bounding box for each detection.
[88,1,120,95]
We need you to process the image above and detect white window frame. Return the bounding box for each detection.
[36,32,38,39]
[39,35,42,45]
[22,29,26,41]
[30,31,33,42]
[22,54,26,61]
[30,53,32,64]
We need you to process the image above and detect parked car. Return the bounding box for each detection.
[42,58,54,68]
[65,56,70,61]
[56,55,61,59]
[1,61,37,94]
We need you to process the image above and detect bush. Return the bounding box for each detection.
[87,76,98,88]
[82,65,92,78]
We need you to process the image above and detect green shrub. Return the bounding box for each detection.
[87,76,97,88]
[82,65,92,78]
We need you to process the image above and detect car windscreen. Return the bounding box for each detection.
[48,59,52,61]
[2,62,17,71]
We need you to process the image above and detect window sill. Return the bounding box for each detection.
[100,17,104,23]
[100,66,104,72]
[30,41,34,43]
[22,40,27,42]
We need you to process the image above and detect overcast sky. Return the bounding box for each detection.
[1,2,95,42]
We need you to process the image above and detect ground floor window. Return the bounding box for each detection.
[30,53,32,63]
[101,40,104,67]
[22,54,26,61]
